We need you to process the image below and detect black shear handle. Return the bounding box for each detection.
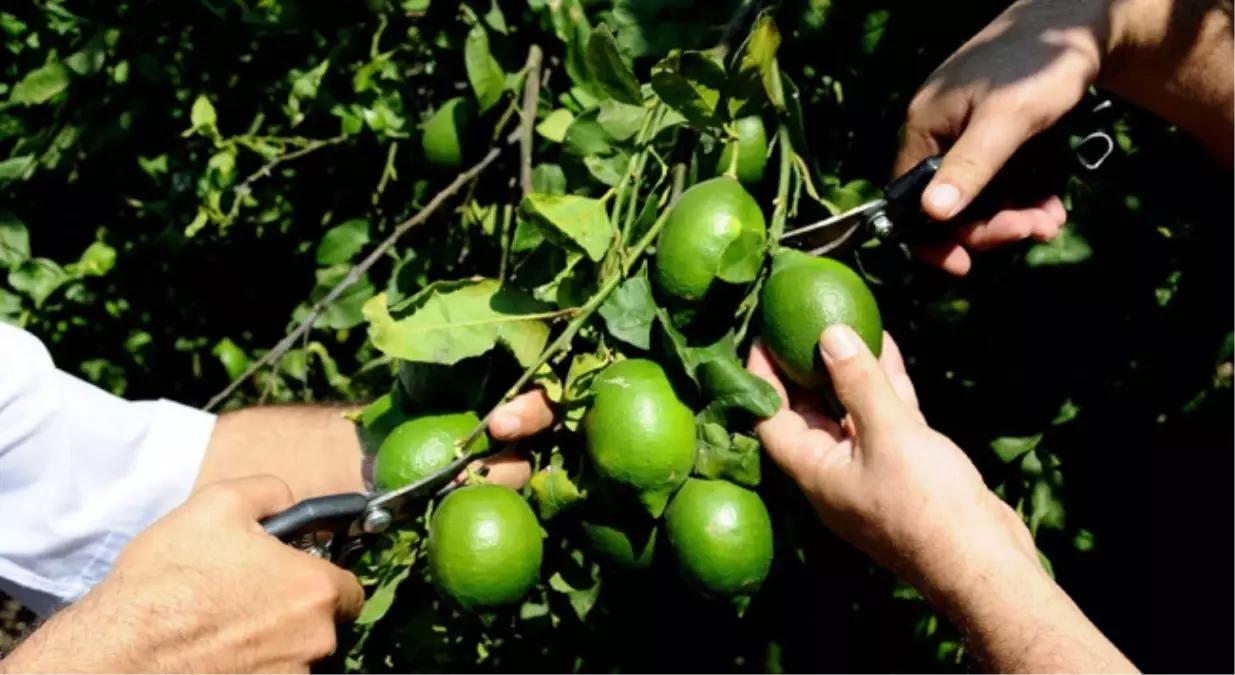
[881,105,1114,244]
[261,492,370,541]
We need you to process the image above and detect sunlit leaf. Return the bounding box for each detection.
[728,14,783,115]
[530,466,584,520]
[536,109,575,142]
[1025,225,1092,266]
[0,212,30,268]
[0,155,35,181]
[520,194,613,262]
[9,61,70,105]
[364,280,552,367]
[7,258,68,307]
[317,218,371,265]
[190,95,217,129]
[583,151,630,187]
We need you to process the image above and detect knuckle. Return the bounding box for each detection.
[197,482,241,513]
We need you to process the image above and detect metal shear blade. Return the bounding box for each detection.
[780,199,887,257]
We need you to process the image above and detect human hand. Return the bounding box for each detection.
[0,475,363,674]
[747,327,1038,598]
[895,0,1110,274]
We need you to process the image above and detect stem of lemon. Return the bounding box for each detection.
[460,186,676,452]
[723,122,741,180]
[734,123,794,345]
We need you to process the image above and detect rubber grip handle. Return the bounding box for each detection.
[260,492,370,541]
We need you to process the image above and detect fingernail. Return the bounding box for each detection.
[489,411,521,438]
[924,183,962,218]
[820,324,862,361]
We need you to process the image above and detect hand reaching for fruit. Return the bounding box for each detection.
[748,327,1037,592]
[748,326,1137,673]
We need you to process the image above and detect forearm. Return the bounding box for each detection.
[924,546,1137,674]
[1100,0,1234,164]
[194,404,366,500]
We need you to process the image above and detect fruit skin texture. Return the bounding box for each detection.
[427,484,543,610]
[653,178,767,304]
[759,249,883,390]
[421,96,476,169]
[665,478,774,598]
[373,411,489,492]
[715,116,769,186]
[583,359,696,517]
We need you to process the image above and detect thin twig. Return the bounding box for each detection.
[669,162,687,205]
[233,134,347,197]
[458,185,678,451]
[519,46,543,196]
[205,143,510,411]
[714,0,760,61]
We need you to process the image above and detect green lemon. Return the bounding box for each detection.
[653,178,767,304]
[427,484,543,610]
[665,478,773,598]
[421,96,476,169]
[583,359,696,517]
[373,411,489,492]
[759,249,883,390]
[714,116,769,186]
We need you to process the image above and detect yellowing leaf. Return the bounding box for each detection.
[364,280,552,367]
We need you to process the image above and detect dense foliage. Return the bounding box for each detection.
[2,1,1231,672]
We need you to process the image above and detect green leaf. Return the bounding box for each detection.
[0,288,23,323]
[598,276,656,350]
[364,280,552,367]
[563,108,613,157]
[294,266,377,330]
[8,258,68,307]
[190,95,217,129]
[68,241,116,277]
[694,423,762,487]
[563,350,609,430]
[650,50,725,130]
[464,25,505,112]
[532,164,567,194]
[728,14,783,116]
[64,32,107,75]
[0,155,35,181]
[990,434,1043,463]
[596,100,645,141]
[356,566,412,626]
[1025,225,1092,266]
[520,194,614,262]
[212,337,251,382]
[860,9,891,55]
[0,212,30,268]
[529,466,584,520]
[698,352,782,418]
[548,571,601,622]
[536,109,575,142]
[316,218,371,265]
[9,61,70,105]
[656,316,782,416]
[583,152,630,187]
[585,25,642,105]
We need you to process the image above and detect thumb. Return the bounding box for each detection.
[819,325,914,434]
[921,108,1033,220]
[207,474,298,521]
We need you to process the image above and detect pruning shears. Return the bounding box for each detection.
[260,437,496,567]
[779,99,1118,258]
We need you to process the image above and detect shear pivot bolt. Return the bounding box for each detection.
[870,212,893,238]
[362,508,393,534]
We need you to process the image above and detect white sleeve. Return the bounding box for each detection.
[0,323,217,616]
